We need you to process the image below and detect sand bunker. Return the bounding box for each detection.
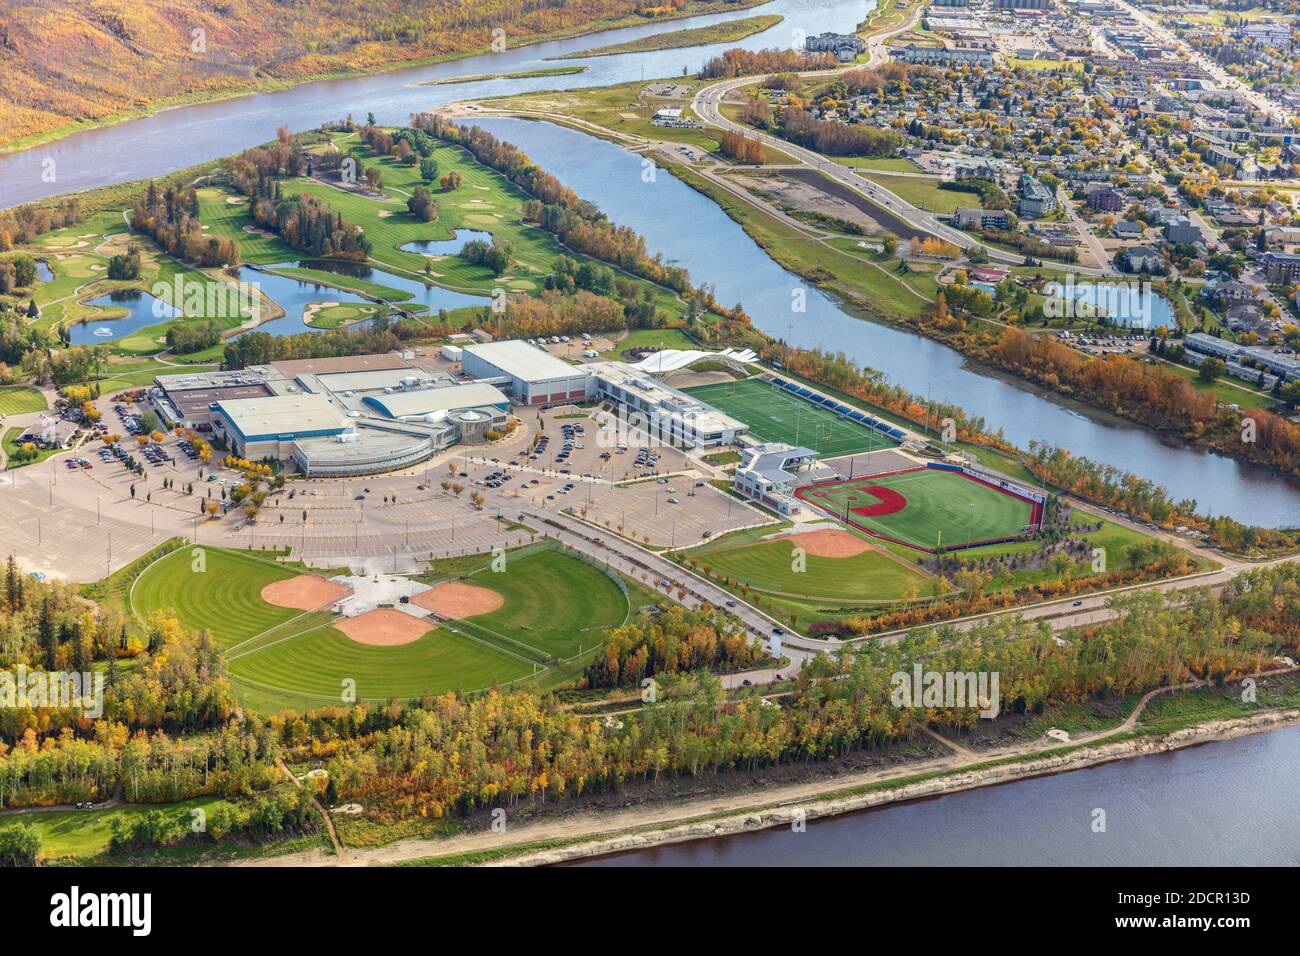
[782,528,870,558]
[411,581,503,619]
[337,608,430,646]
[261,574,352,610]
[225,196,247,205]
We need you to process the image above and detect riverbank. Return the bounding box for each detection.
[477,704,1300,866]
[558,13,784,59]
[220,669,1300,867]
[0,0,773,155]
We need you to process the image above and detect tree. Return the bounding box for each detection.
[419,157,439,182]
[0,823,41,866]
[407,185,437,222]
[1198,357,1226,383]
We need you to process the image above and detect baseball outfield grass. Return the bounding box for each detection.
[799,468,1036,552]
[687,531,929,603]
[130,544,629,712]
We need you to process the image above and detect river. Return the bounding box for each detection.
[0,0,862,207]
[573,724,1300,866]
[470,117,1300,527]
[2,0,1298,524]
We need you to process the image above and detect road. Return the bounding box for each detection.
[691,76,1030,266]
[1113,0,1293,127]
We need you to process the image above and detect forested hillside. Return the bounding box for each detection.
[0,0,753,148]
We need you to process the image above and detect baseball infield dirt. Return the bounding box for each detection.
[781,528,871,558]
[411,581,504,619]
[336,608,431,646]
[261,575,352,610]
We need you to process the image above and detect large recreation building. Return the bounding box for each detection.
[147,339,911,478]
[151,351,512,477]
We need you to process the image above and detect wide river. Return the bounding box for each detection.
[3,0,1299,526]
[574,724,1300,866]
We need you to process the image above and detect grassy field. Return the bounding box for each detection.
[685,377,894,458]
[2,426,61,469]
[801,469,1037,552]
[615,326,699,357]
[0,796,232,861]
[563,13,783,58]
[129,543,629,711]
[0,386,47,416]
[669,164,936,324]
[687,528,928,603]
[129,546,317,651]
[860,174,979,214]
[416,546,629,661]
[482,79,798,165]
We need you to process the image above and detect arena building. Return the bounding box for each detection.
[460,340,594,405]
[157,353,512,477]
[153,340,760,473]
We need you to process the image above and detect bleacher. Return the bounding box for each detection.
[771,376,909,441]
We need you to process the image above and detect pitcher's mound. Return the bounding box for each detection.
[411,581,504,619]
[784,528,870,558]
[337,608,430,646]
[262,575,352,610]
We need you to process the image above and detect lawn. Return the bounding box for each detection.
[129,546,311,651]
[2,426,61,469]
[688,530,928,603]
[0,386,46,416]
[616,327,698,357]
[859,174,979,215]
[0,796,232,862]
[799,468,1038,552]
[131,543,629,711]
[684,377,895,458]
[227,623,536,706]
[418,545,630,661]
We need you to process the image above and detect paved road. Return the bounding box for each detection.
[1114,0,1293,127]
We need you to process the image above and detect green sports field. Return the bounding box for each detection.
[129,543,630,711]
[689,531,928,603]
[799,468,1037,552]
[684,378,891,457]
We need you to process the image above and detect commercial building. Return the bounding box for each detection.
[805,32,867,62]
[732,443,818,515]
[1183,333,1300,384]
[461,340,593,406]
[586,361,748,448]
[161,351,514,477]
[1017,176,1058,218]
[214,394,349,461]
[953,207,1011,230]
[891,44,994,67]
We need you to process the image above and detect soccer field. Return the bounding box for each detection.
[683,378,892,458]
[797,468,1038,552]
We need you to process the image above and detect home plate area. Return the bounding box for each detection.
[329,573,505,646]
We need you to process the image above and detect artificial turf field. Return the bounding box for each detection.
[683,378,893,458]
[130,544,628,711]
[797,468,1038,552]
